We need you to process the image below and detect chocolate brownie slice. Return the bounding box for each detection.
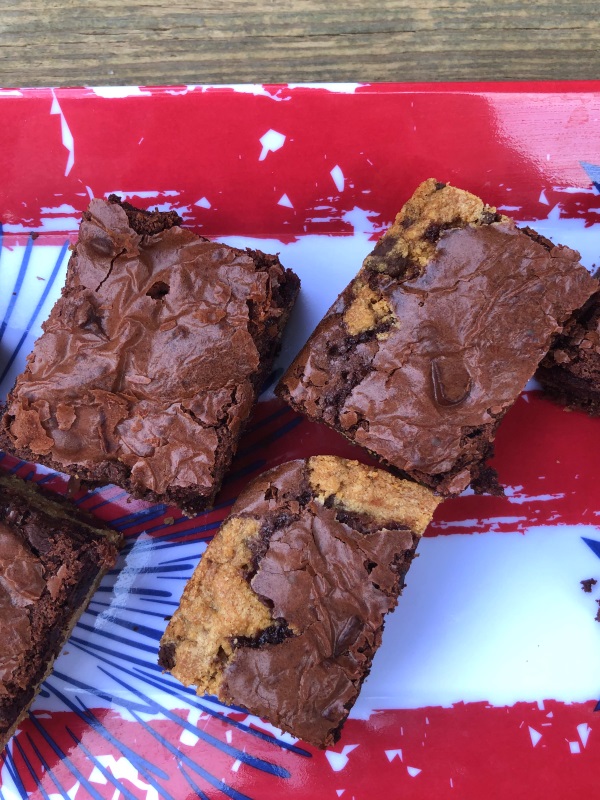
[158,456,439,749]
[0,474,121,750]
[537,282,600,415]
[277,179,598,496]
[0,196,300,514]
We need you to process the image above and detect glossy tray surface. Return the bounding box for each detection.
[1,83,600,799]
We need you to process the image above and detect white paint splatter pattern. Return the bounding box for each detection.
[50,90,75,176]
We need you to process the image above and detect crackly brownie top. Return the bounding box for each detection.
[160,456,439,748]
[2,198,293,497]
[0,476,118,709]
[279,179,598,494]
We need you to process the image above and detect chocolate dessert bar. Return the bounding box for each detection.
[158,456,439,749]
[0,196,300,514]
[537,283,600,415]
[0,475,121,750]
[277,179,598,496]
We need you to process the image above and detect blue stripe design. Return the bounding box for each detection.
[260,365,284,393]
[0,239,69,386]
[582,537,600,559]
[56,639,302,787]
[112,504,169,530]
[74,619,159,652]
[87,489,129,511]
[76,633,304,754]
[581,161,600,193]
[95,585,172,597]
[2,748,29,800]
[69,720,178,800]
[75,706,173,786]
[50,669,151,713]
[157,553,200,565]
[74,486,104,505]
[26,714,107,800]
[43,680,169,782]
[96,665,290,777]
[25,734,75,800]
[132,665,310,757]
[137,536,214,554]
[65,729,140,800]
[245,403,290,434]
[139,597,179,606]
[235,416,302,460]
[70,636,164,674]
[36,472,60,484]
[177,762,211,800]
[139,515,186,533]
[88,599,177,619]
[120,520,220,554]
[222,459,267,485]
[129,710,255,800]
[12,738,53,800]
[82,606,164,641]
[106,562,193,576]
[0,234,33,345]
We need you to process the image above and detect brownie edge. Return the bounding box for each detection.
[159,456,440,749]
[0,197,300,515]
[537,284,600,415]
[0,475,121,750]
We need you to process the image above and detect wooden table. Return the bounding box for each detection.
[1,1,598,87]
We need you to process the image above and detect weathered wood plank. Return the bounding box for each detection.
[1,1,598,86]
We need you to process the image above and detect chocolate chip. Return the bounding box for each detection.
[146,281,170,300]
[88,235,115,257]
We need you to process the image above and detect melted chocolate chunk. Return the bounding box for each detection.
[232,621,295,649]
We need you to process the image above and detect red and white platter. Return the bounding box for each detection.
[1,82,600,799]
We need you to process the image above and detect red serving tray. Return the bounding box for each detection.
[1,83,600,800]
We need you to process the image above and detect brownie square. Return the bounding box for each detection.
[537,283,600,415]
[0,196,300,514]
[0,475,121,750]
[277,179,598,496]
[158,456,439,749]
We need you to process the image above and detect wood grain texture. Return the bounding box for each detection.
[1,0,599,86]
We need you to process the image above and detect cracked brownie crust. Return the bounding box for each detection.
[277,179,598,496]
[158,456,439,749]
[537,283,600,415]
[0,196,300,514]
[0,475,121,749]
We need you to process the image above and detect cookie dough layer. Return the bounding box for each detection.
[159,456,439,749]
